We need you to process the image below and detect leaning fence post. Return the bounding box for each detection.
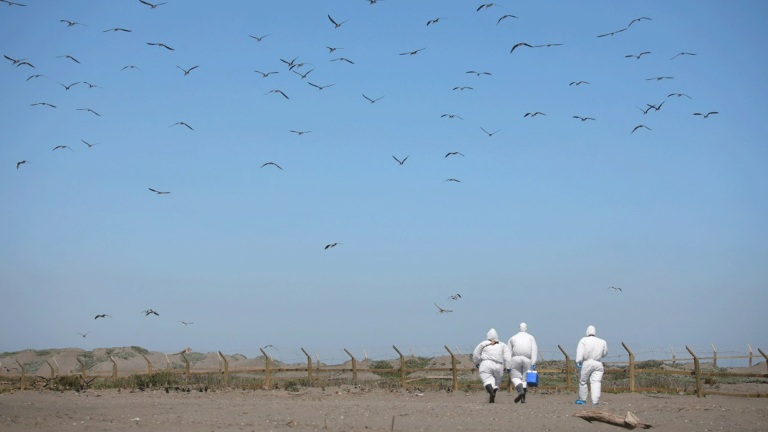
[711,343,717,368]
[758,349,768,373]
[109,356,118,380]
[46,360,55,379]
[748,344,753,368]
[685,346,702,398]
[455,346,463,355]
[622,342,635,392]
[444,346,458,392]
[301,348,313,382]
[180,353,190,385]
[142,354,152,374]
[16,360,25,390]
[260,348,271,389]
[670,347,676,367]
[53,357,60,376]
[77,358,86,382]
[392,345,407,389]
[165,354,170,372]
[558,345,572,391]
[217,351,229,386]
[344,349,358,385]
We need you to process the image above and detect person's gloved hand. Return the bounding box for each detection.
[531,364,536,371]
[576,363,582,370]
[475,364,479,369]
[506,369,511,374]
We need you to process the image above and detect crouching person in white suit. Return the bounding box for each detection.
[473,328,512,403]
[507,322,538,404]
[576,325,608,405]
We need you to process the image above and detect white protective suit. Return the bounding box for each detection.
[472,329,512,390]
[576,325,608,404]
[507,323,538,389]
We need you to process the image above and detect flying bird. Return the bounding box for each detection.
[328,14,349,28]
[16,61,34,68]
[427,18,446,26]
[400,47,426,56]
[81,140,98,147]
[362,94,384,103]
[179,321,194,325]
[31,102,56,108]
[60,20,86,27]
[480,127,500,136]
[441,114,463,120]
[148,188,170,194]
[77,108,101,116]
[444,178,461,183]
[53,145,74,152]
[142,309,160,316]
[445,152,464,158]
[326,46,343,53]
[534,43,563,48]
[569,81,589,86]
[4,55,26,65]
[265,89,289,99]
[524,112,546,117]
[84,82,101,89]
[627,17,652,27]
[573,116,596,121]
[290,130,311,135]
[671,52,696,60]
[497,14,518,25]
[392,155,409,165]
[625,52,651,59]
[57,55,80,64]
[476,3,502,11]
[121,65,141,71]
[94,314,111,319]
[293,62,312,70]
[435,303,453,314]
[668,93,692,99]
[596,28,626,38]
[308,82,334,90]
[607,286,622,291]
[636,106,654,115]
[330,57,355,64]
[77,332,90,338]
[694,112,718,118]
[27,74,47,81]
[249,34,270,41]
[103,28,131,32]
[139,0,168,8]
[448,294,462,301]
[466,71,491,76]
[280,57,299,69]
[16,160,30,169]
[147,42,174,50]
[1,1,27,5]
[254,70,278,77]
[646,76,674,81]
[324,243,342,250]
[510,42,533,53]
[58,81,79,90]
[170,122,193,130]
[292,68,314,79]
[261,162,283,170]
[177,65,198,76]
[452,86,473,91]
[631,125,651,133]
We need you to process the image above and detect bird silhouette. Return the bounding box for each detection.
[77,332,90,338]
[646,76,674,81]
[631,125,651,133]
[94,314,111,319]
[392,155,409,165]
[81,140,98,147]
[265,90,289,99]
[625,52,651,59]
[480,127,500,136]
[1,1,27,6]
[497,14,518,25]
[57,55,80,64]
[249,34,270,41]
[170,122,193,130]
[668,93,692,99]
[60,20,86,27]
[445,152,465,158]
[328,14,349,29]
[671,52,696,60]
[84,82,101,89]
[330,57,355,64]
[292,68,314,79]
[26,74,47,81]
[627,17,652,28]
[179,321,194,325]
[308,82,335,90]
[636,106,654,115]
[452,86,473,91]
[254,70,278,77]
[573,116,596,121]
[290,130,311,135]
[524,112,546,117]
[16,160,30,169]
[400,48,426,56]
[326,46,343,53]
[31,102,56,108]
[104,28,131,32]
[362,94,384,103]
[325,243,342,250]
[53,145,74,152]
[442,114,463,120]
[280,56,299,70]
[58,81,79,90]
[261,162,283,170]
[694,112,718,118]
[534,43,563,48]
[569,81,589,86]
[139,0,168,9]
[148,188,170,194]
[77,108,101,116]
[510,42,533,53]
[597,28,626,38]
[476,3,502,11]
[466,71,491,76]
[435,303,453,314]
[607,286,622,291]
[16,61,35,68]
[177,65,198,76]
[4,55,26,65]
[142,309,160,316]
[427,18,446,26]
[444,178,461,183]
[147,42,174,50]
[121,65,141,71]
[448,294,462,301]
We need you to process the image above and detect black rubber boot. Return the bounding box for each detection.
[521,387,527,404]
[485,384,495,403]
[514,384,524,403]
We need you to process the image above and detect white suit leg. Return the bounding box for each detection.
[510,356,531,388]
[590,364,604,404]
[479,362,503,389]
[579,360,603,403]
[578,365,589,402]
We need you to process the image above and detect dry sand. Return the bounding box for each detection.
[1,386,767,432]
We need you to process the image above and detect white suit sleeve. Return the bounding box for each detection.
[472,341,487,365]
[531,337,538,364]
[602,341,608,359]
[503,344,513,369]
[575,338,584,364]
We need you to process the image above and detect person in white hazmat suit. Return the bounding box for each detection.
[575,325,608,405]
[507,322,538,403]
[472,328,512,403]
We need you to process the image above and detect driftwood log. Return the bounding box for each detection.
[573,410,653,429]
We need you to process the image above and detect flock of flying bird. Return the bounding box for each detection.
[5,1,713,334]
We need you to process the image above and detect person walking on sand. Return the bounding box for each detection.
[507,322,538,403]
[575,325,608,405]
[473,328,512,403]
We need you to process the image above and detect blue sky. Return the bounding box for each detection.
[1,0,767,359]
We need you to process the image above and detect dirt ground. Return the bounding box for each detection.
[1,386,766,432]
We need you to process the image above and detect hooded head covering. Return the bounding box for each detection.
[519,323,528,332]
[487,328,499,342]
[586,325,596,336]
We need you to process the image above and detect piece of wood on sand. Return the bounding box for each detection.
[573,410,653,429]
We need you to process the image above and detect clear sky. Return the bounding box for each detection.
[1,0,767,360]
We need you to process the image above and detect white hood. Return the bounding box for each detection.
[519,323,528,332]
[487,328,499,342]
[586,325,596,336]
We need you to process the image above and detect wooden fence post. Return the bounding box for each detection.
[748,344,753,368]
[622,342,635,392]
[392,345,406,389]
[344,349,358,386]
[218,351,229,386]
[77,358,86,382]
[444,346,458,392]
[16,360,25,390]
[758,349,768,373]
[180,353,190,385]
[685,346,702,398]
[711,343,717,368]
[301,348,313,382]
[165,354,170,372]
[46,360,55,379]
[259,348,271,389]
[455,346,463,355]
[142,354,152,374]
[53,357,60,376]
[670,347,676,367]
[558,345,572,391]
[109,356,118,380]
